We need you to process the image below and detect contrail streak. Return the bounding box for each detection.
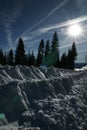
[60,39,87,49]
[78,50,87,53]
[21,0,68,36]
[40,15,87,33]
[59,43,72,49]
[2,1,23,49]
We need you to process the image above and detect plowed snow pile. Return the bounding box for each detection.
[0,65,87,130]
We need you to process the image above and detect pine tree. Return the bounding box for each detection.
[51,31,60,66]
[45,40,50,57]
[60,52,67,69]
[66,49,72,69]
[15,37,25,65]
[0,49,4,65]
[66,42,77,69]
[27,51,31,66]
[71,42,77,59]
[36,50,43,67]
[36,39,44,66]
[42,40,51,66]
[39,39,44,53]
[3,52,7,65]
[70,42,77,69]
[7,49,14,65]
[30,51,36,66]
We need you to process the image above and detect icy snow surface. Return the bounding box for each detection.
[0,65,87,130]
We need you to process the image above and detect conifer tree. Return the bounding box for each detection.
[7,49,14,65]
[27,51,31,66]
[51,31,60,66]
[66,49,72,69]
[39,39,44,53]
[0,49,4,65]
[36,39,44,66]
[60,52,67,69]
[66,42,77,69]
[42,40,51,66]
[71,42,77,59]
[45,40,50,57]
[3,52,7,65]
[36,50,42,67]
[30,51,36,66]
[15,37,25,65]
[70,42,77,69]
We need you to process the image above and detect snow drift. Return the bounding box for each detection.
[0,65,87,130]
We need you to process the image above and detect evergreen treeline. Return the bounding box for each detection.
[0,31,77,69]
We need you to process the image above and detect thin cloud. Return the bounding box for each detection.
[16,29,44,45]
[2,2,23,49]
[40,15,87,33]
[25,39,40,45]
[78,49,87,53]
[60,39,87,49]
[21,0,68,37]
[60,43,72,49]
[19,14,87,47]
[2,14,13,49]
[14,0,69,46]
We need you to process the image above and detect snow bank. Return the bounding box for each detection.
[75,65,87,71]
[0,65,87,130]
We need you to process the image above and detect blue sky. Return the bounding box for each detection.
[0,0,87,63]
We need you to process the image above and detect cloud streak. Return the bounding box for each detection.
[14,0,69,48]
[2,1,23,49]
[60,39,87,49]
[21,0,68,37]
[19,14,87,48]
[78,49,87,53]
[40,15,87,33]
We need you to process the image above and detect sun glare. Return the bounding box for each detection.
[68,24,82,37]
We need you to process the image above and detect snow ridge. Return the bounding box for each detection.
[0,65,87,130]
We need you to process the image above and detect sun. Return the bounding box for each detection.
[68,24,82,37]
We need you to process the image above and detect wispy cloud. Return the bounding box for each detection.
[2,1,23,49]
[20,0,69,37]
[40,15,87,33]
[18,14,87,48]
[60,39,87,49]
[78,49,87,53]
[14,0,69,49]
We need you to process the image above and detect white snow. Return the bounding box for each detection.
[0,65,87,130]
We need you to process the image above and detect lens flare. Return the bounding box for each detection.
[68,24,82,37]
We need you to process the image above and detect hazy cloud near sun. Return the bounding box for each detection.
[39,15,87,33]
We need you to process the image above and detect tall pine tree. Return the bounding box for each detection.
[27,51,31,66]
[36,39,44,66]
[67,42,77,69]
[7,49,14,65]
[45,40,50,57]
[42,40,51,66]
[0,49,4,65]
[70,42,77,69]
[51,31,60,66]
[15,38,25,65]
[30,51,36,66]
[60,52,67,69]
[3,52,7,65]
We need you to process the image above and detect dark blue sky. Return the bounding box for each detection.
[0,0,87,63]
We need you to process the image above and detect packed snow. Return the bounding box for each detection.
[0,65,87,130]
